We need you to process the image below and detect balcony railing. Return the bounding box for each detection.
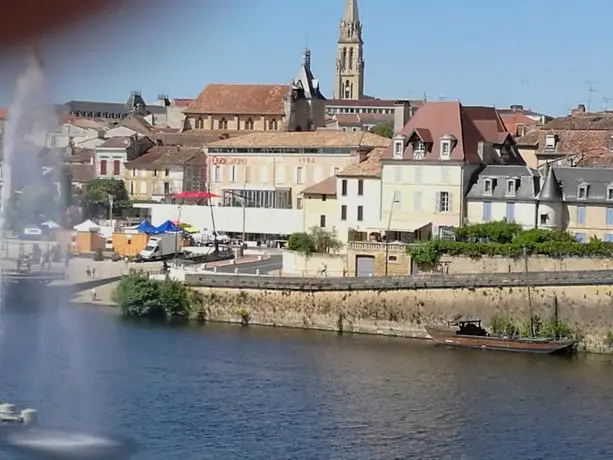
[347,241,416,253]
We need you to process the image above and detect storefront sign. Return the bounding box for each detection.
[211,157,247,166]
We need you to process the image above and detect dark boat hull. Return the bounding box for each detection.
[425,327,575,354]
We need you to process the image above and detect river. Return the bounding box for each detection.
[1,299,613,459]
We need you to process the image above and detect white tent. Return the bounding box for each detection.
[73,219,100,232]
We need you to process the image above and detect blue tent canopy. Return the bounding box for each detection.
[154,220,179,233]
[135,220,157,233]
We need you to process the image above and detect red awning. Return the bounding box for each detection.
[172,191,218,199]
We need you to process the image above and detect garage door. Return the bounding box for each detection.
[356,255,375,277]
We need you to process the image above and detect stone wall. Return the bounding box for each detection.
[435,255,613,275]
[194,283,613,353]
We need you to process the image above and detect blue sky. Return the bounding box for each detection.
[0,0,611,115]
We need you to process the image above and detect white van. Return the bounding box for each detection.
[138,233,181,261]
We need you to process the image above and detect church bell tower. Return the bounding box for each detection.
[334,0,364,100]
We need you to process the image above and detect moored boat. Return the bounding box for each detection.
[425,320,575,354]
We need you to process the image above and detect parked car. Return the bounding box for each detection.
[22,225,42,240]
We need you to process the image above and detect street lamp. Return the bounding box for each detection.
[384,191,401,276]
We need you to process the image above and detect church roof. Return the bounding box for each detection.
[185,84,288,115]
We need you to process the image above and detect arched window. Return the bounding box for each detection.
[348,48,353,70]
[344,80,351,99]
[342,48,347,70]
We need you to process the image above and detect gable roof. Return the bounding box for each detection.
[126,146,203,168]
[185,84,288,115]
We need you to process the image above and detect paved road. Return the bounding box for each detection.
[217,255,281,275]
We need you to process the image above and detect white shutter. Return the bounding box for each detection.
[448,193,453,213]
[435,192,441,212]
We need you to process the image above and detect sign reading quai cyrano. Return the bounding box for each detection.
[211,157,247,165]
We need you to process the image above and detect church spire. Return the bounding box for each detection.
[334,0,364,99]
[339,0,362,43]
[343,0,359,25]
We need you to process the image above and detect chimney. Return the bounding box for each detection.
[394,100,411,134]
[572,104,586,116]
[510,104,524,111]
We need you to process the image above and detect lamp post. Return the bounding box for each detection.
[384,192,400,276]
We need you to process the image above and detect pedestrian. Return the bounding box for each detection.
[86,266,91,279]
[91,267,96,279]
[90,288,97,302]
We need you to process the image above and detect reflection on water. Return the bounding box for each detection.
[2,299,613,459]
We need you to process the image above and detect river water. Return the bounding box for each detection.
[1,299,613,459]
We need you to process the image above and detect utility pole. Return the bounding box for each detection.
[586,80,599,112]
[604,97,613,111]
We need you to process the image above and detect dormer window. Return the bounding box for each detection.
[545,134,557,149]
[484,178,493,194]
[577,183,588,199]
[608,185,613,200]
[392,135,405,159]
[412,140,426,159]
[506,178,519,196]
[440,140,451,159]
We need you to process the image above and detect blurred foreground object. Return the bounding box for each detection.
[0,1,117,47]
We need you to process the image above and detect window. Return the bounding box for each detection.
[545,134,556,149]
[506,202,515,222]
[214,166,221,183]
[130,181,134,195]
[164,182,170,194]
[99,160,107,175]
[131,169,136,177]
[413,140,425,152]
[320,215,326,227]
[577,205,586,224]
[341,179,348,196]
[540,213,549,225]
[230,166,236,183]
[357,205,363,221]
[608,187,613,200]
[577,184,588,199]
[576,232,586,243]
[483,201,492,222]
[484,179,492,194]
[607,207,613,226]
[341,205,347,220]
[440,141,451,159]
[113,160,120,176]
[153,169,158,177]
[269,119,278,130]
[165,169,170,177]
[245,119,254,130]
[605,234,613,242]
[218,118,228,130]
[295,167,303,184]
[321,195,327,202]
[196,118,204,129]
[333,167,340,175]
[357,179,364,196]
[506,179,517,195]
[437,191,450,212]
[393,139,404,159]
[296,198,303,209]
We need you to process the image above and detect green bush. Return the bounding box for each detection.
[112,272,202,318]
[409,221,613,265]
[287,227,342,255]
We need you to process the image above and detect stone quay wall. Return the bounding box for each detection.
[185,270,613,353]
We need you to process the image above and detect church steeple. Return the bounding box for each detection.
[334,0,364,100]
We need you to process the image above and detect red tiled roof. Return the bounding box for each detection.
[126,146,204,167]
[381,102,512,163]
[68,164,95,183]
[337,147,384,177]
[173,98,193,108]
[301,176,337,195]
[544,113,613,130]
[499,112,539,136]
[98,137,131,148]
[153,130,250,146]
[185,84,288,115]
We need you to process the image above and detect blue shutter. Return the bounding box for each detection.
[576,232,586,243]
[577,205,586,225]
[482,202,492,222]
[505,202,515,222]
[607,208,613,226]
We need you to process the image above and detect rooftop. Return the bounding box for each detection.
[185,84,288,115]
[337,147,385,177]
[326,98,423,108]
[301,175,337,195]
[126,146,204,168]
[68,163,95,183]
[466,165,538,202]
[206,131,391,149]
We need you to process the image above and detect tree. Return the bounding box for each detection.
[370,121,394,138]
[81,178,130,218]
[287,227,343,255]
[112,272,202,318]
